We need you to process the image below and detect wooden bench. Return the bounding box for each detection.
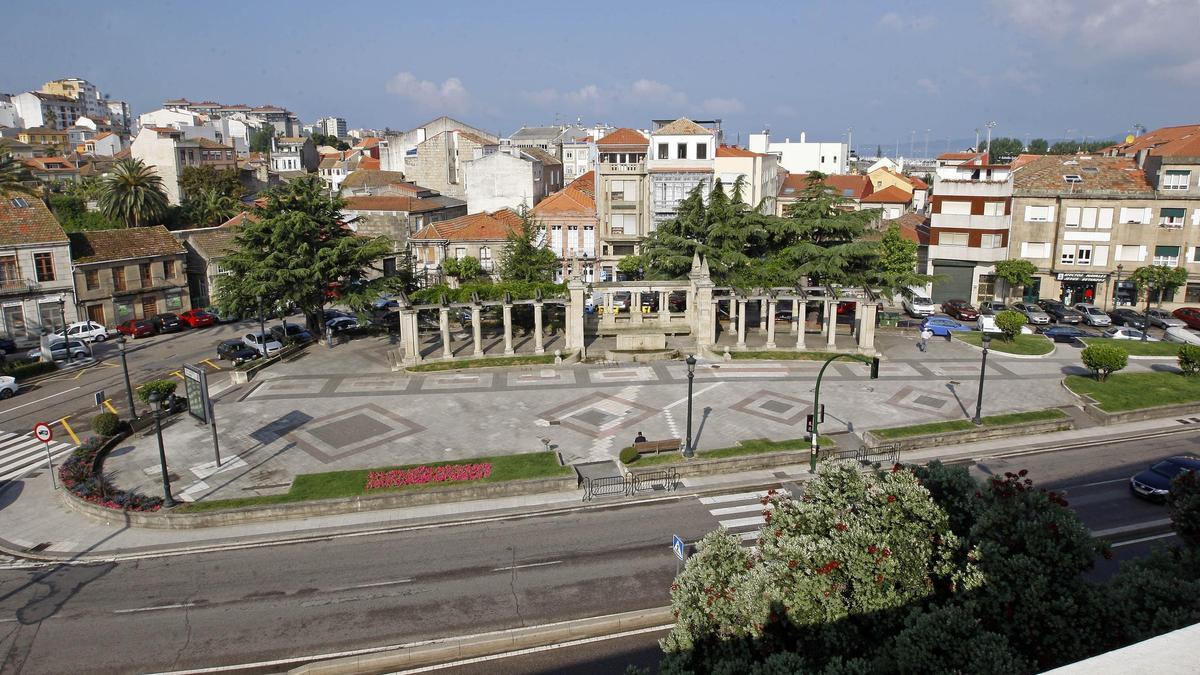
[632,439,682,456]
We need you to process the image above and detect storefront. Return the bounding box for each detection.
[1055,272,1110,306]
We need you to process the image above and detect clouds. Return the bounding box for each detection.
[915,78,940,96]
[700,97,745,115]
[520,79,743,118]
[385,72,470,114]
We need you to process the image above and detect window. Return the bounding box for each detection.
[113,267,127,292]
[1163,170,1190,190]
[165,292,183,311]
[1187,283,1200,303]
[9,198,29,208]
[939,232,968,246]
[85,269,99,290]
[941,200,971,215]
[1025,205,1052,222]
[983,201,1004,216]
[1094,246,1109,266]
[1065,207,1081,226]
[1064,174,1083,184]
[611,213,636,235]
[610,180,631,201]
[454,247,466,260]
[695,143,707,160]
[1154,246,1180,266]
[0,255,18,285]
[1081,207,1098,228]
[1120,207,1151,224]
[980,234,1003,248]
[162,260,175,279]
[1160,207,1186,227]
[1076,246,1092,265]
[38,302,63,333]
[1115,245,1146,262]
[1098,207,1113,229]
[550,225,563,253]
[657,143,668,160]
[677,143,687,159]
[33,252,55,282]
[139,263,152,287]
[1060,245,1076,265]
[1020,242,1050,258]
[976,275,995,303]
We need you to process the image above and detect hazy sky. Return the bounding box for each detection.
[2,0,1198,152]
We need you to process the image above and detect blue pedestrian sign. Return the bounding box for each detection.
[671,534,686,561]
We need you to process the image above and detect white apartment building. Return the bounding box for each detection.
[12,92,81,130]
[749,130,848,175]
[317,116,347,138]
[713,145,783,214]
[647,118,717,227]
[464,146,561,214]
[131,127,238,204]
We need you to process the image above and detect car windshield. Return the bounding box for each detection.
[1085,308,1101,314]
[914,297,931,304]
[1151,461,1183,477]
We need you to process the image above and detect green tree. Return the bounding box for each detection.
[214,176,396,331]
[249,126,275,154]
[1179,344,1200,376]
[99,158,169,228]
[1130,264,1189,308]
[1168,468,1200,548]
[499,211,559,283]
[178,165,243,202]
[993,259,1039,298]
[0,144,37,197]
[984,137,1024,160]
[764,172,877,287]
[183,187,240,227]
[874,223,929,297]
[616,255,645,281]
[311,132,351,151]
[1028,138,1049,154]
[1081,343,1128,381]
[48,194,121,232]
[442,255,483,283]
[994,310,1027,341]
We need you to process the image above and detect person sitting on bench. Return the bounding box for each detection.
[634,431,647,444]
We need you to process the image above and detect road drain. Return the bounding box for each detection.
[25,543,51,552]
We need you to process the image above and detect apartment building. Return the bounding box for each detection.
[11,92,81,130]
[531,174,597,282]
[0,197,78,343]
[464,146,562,214]
[271,136,318,173]
[69,226,191,327]
[749,130,848,175]
[341,195,468,275]
[410,209,524,282]
[713,145,782,214]
[593,127,649,280]
[131,127,238,204]
[647,118,717,228]
[317,116,347,138]
[406,130,498,201]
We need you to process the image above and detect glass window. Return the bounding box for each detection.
[38,302,64,333]
[1077,246,1092,265]
[696,143,707,160]
[1060,245,1076,265]
[140,263,152,286]
[939,232,968,246]
[1160,208,1186,227]
[85,269,99,290]
[163,260,175,279]
[165,293,183,311]
[1154,245,1180,266]
[33,252,55,282]
[677,143,687,159]
[0,255,19,285]
[1186,284,1200,303]
[113,267,127,292]
[2,305,26,339]
[657,144,668,160]
[1025,205,1051,222]
[980,234,1003,248]
[1163,170,1190,190]
[1065,207,1081,226]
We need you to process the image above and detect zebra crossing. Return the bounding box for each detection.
[698,490,774,544]
[0,429,75,484]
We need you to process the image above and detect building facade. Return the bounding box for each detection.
[531,179,598,282]
[317,116,348,138]
[410,209,524,282]
[69,226,191,327]
[0,197,78,343]
[341,195,468,275]
[749,130,848,175]
[648,118,717,228]
[926,153,1013,303]
[594,128,650,280]
[12,92,81,130]
[464,147,561,214]
[271,136,318,173]
[713,145,782,214]
[131,127,238,204]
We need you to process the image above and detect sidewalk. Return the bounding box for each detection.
[0,413,1189,562]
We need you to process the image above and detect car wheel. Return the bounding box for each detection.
[0,389,11,399]
[93,333,105,342]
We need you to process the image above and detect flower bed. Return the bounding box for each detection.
[366,462,492,490]
[58,435,163,512]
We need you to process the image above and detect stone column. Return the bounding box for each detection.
[796,302,807,349]
[631,288,643,325]
[601,291,615,329]
[566,277,587,356]
[736,299,747,349]
[400,307,421,365]
[533,301,545,354]
[758,299,767,334]
[858,303,877,351]
[791,298,800,334]
[658,290,670,325]
[729,296,737,323]
[471,305,483,357]
[502,302,514,355]
[852,301,863,339]
[826,300,837,348]
[439,306,452,359]
[765,298,777,349]
[819,301,828,336]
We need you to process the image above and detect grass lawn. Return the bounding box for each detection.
[408,354,559,372]
[955,332,1054,355]
[1079,339,1182,357]
[731,351,865,362]
[871,409,1068,440]
[176,451,573,513]
[625,436,835,467]
[1065,371,1200,412]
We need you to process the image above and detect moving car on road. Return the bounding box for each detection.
[1037,299,1083,324]
[0,375,18,399]
[921,315,971,338]
[1146,308,1186,329]
[58,321,110,343]
[1130,456,1200,502]
[1040,326,1090,343]
[1172,307,1200,330]
[1072,304,1112,327]
[180,309,216,328]
[1011,302,1051,325]
[216,338,260,365]
[1110,308,1149,329]
[151,312,183,333]
[27,338,90,362]
[116,319,156,338]
[903,294,936,318]
[940,299,978,321]
[243,330,283,356]
[1102,327,1158,341]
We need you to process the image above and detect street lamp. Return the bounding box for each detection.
[683,354,697,458]
[811,354,881,473]
[1112,264,1124,313]
[57,296,71,365]
[147,391,177,507]
[256,295,266,354]
[972,332,991,425]
[116,336,137,417]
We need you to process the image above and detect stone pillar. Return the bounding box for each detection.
[858,303,877,351]
[796,302,807,349]
[502,302,514,355]
[791,298,800,334]
[765,298,777,349]
[852,301,863,339]
[439,306,452,359]
[758,299,767,334]
[631,288,643,325]
[736,299,747,349]
[471,305,483,357]
[400,307,421,365]
[826,300,837,348]
[566,277,586,356]
[533,301,545,354]
[601,291,615,329]
[819,301,828,336]
[658,290,670,325]
[729,296,737,323]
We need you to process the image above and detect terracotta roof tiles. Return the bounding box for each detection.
[653,118,712,136]
[531,185,595,217]
[596,128,648,146]
[0,196,68,246]
[1012,155,1153,194]
[860,185,913,204]
[412,209,522,242]
[69,225,185,264]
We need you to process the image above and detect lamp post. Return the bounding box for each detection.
[256,295,266,354]
[116,336,137,417]
[147,391,176,507]
[811,354,881,473]
[972,332,991,425]
[1112,264,1124,313]
[58,296,71,365]
[683,354,697,458]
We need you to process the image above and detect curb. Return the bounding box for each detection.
[952,335,1056,359]
[1092,518,1174,540]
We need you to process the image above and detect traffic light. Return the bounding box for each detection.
[870,356,880,379]
[819,403,825,423]
[806,413,814,433]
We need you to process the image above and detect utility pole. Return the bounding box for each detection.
[910,130,916,157]
[847,127,853,167]
[985,121,996,158]
[974,128,980,151]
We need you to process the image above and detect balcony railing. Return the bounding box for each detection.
[601,162,645,173]
[0,278,39,297]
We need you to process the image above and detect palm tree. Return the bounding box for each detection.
[184,187,238,226]
[0,144,37,197]
[99,158,169,227]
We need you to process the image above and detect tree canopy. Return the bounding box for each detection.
[99,158,169,228]
[249,126,275,154]
[1130,265,1189,306]
[0,144,37,197]
[500,210,559,283]
[874,223,928,296]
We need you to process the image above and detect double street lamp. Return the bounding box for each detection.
[147,391,177,508]
[683,354,697,458]
[972,332,992,425]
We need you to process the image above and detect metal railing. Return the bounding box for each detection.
[582,467,680,501]
[825,442,900,469]
[0,278,39,296]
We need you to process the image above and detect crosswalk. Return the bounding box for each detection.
[0,429,75,483]
[698,490,774,544]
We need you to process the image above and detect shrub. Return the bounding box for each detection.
[90,412,120,436]
[136,379,178,403]
[619,446,640,464]
[2,360,59,379]
[1167,468,1200,547]
[1179,344,1200,376]
[994,310,1027,341]
[58,435,163,512]
[1081,344,1128,381]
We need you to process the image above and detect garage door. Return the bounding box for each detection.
[931,261,974,303]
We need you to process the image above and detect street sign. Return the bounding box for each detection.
[33,422,52,443]
[94,390,105,407]
[671,534,685,561]
[183,364,209,424]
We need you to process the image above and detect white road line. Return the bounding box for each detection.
[0,386,82,416]
[112,602,197,614]
[699,491,769,505]
[1112,532,1177,548]
[333,578,413,591]
[739,531,760,541]
[1059,477,1130,490]
[718,516,765,529]
[491,560,562,572]
[662,382,724,411]
[710,502,774,516]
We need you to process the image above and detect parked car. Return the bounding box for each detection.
[179,308,216,328]
[1146,308,1186,329]
[206,307,240,323]
[1072,304,1112,327]
[1111,308,1149,329]
[116,319,156,338]
[1036,299,1083,324]
[326,316,360,332]
[903,294,936,317]
[979,314,1035,334]
[27,338,90,362]
[940,299,979,321]
[1103,327,1158,341]
[324,308,352,322]
[0,338,15,356]
[1041,326,1090,343]
[243,330,283,356]
[1173,307,1200,330]
[58,320,110,343]
[270,322,315,345]
[217,338,260,365]
[978,300,1009,315]
[1164,327,1200,345]
[1130,456,1200,502]
[1011,301,1051,325]
[151,313,183,333]
[0,375,18,399]
[921,315,971,337]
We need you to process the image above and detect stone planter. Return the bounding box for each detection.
[862,417,1074,452]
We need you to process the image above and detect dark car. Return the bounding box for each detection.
[940,299,979,321]
[1036,299,1083,324]
[179,308,216,328]
[1111,308,1148,329]
[1173,307,1200,330]
[152,313,183,333]
[270,322,315,345]
[1130,456,1200,502]
[206,307,240,323]
[216,338,259,365]
[116,319,156,338]
[0,337,16,356]
[1040,325,1090,343]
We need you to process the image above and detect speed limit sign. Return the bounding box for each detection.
[33,422,52,443]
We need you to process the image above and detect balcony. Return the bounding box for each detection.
[601,162,645,173]
[933,180,1012,198]
[929,213,1011,229]
[0,278,39,297]
[927,245,1008,263]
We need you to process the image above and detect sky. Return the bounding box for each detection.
[2,0,1198,154]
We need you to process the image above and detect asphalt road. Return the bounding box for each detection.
[0,431,1192,673]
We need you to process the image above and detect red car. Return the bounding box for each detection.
[1173,307,1200,330]
[941,299,979,321]
[180,308,216,328]
[116,319,156,338]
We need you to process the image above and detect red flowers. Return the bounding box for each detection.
[835,522,848,532]
[886,495,897,503]
[365,462,492,490]
[816,560,841,575]
[867,545,877,554]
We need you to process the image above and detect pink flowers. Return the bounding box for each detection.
[365,462,492,490]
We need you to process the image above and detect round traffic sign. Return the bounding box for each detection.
[33,422,52,443]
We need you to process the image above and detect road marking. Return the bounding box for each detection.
[710,502,774,516]
[491,560,562,572]
[202,359,222,370]
[1059,477,1129,490]
[1112,532,1177,548]
[327,578,413,593]
[663,382,723,411]
[171,371,184,380]
[113,602,197,614]
[103,399,118,414]
[0,386,81,415]
[698,490,769,505]
[57,416,80,445]
[717,516,765,529]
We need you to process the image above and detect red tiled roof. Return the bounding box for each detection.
[937,152,980,161]
[1106,124,1200,158]
[342,196,443,213]
[412,209,523,242]
[355,137,380,149]
[0,196,68,245]
[69,225,185,264]
[596,128,648,146]
[1012,155,1153,194]
[778,173,873,200]
[358,156,381,170]
[860,185,912,204]
[715,145,765,158]
[885,213,930,246]
[531,185,595,217]
[568,171,595,196]
[220,212,258,227]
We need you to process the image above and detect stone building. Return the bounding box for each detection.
[0,196,78,343]
[69,225,191,327]
[594,128,650,280]
[342,196,468,275]
[404,130,498,200]
[531,174,597,282]
[410,208,523,281]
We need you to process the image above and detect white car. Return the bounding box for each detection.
[1073,304,1112,327]
[1146,308,1186,329]
[243,330,284,356]
[1103,327,1159,341]
[903,294,936,317]
[0,375,17,400]
[977,315,1034,334]
[59,320,110,343]
[27,338,91,361]
[1164,327,1200,345]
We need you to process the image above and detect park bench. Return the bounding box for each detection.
[632,438,682,456]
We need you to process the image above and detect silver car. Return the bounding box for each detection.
[1146,308,1186,329]
[1073,304,1112,327]
[1011,302,1051,325]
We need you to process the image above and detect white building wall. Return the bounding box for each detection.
[0,102,21,129]
[750,131,847,175]
[465,152,538,214]
[11,93,45,129]
[131,132,183,204]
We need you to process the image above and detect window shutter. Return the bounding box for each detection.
[1188,247,1196,264]
[1098,207,1113,229]
[1047,206,1057,222]
[1144,208,1153,223]
[1094,246,1109,266]
[1139,246,1148,261]
[1065,207,1081,225]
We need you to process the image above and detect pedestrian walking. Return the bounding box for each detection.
[918,327,933,352]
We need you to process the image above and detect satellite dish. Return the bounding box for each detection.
[1125,134,1135,144]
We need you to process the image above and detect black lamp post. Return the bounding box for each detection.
[1112,264,1124,313]
[116,336,137,417]
[57,297,71,365]
[683,354,697,458]
[256,295,266,354]
[972,332,991,425]
[148,391,176,507]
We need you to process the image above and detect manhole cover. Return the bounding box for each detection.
[913,395,947,409]
[760,400,793,414]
